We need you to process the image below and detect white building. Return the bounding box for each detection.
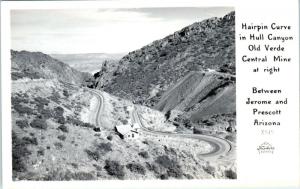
[115,123,140,139]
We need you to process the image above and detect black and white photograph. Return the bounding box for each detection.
[10,7,236,181]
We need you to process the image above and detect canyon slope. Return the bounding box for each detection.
[94,11,236,131]
[11,50,94,86]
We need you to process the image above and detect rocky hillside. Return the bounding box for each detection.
[94,11,235,107]
[155,71,235,115]
[11,50,94,86]
[11,79,235,180]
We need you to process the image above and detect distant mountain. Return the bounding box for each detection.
[51,53,124,74]
[11,50,94,86]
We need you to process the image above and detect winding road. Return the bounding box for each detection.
[63,81,232,158]
[87,89,104,126]
[132,108,232,158]
[62,82,104,126]
[90,89,232,158]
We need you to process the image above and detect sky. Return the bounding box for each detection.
[11,7,234,54]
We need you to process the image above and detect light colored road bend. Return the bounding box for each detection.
[61,82,104,127]
[62,81,232,158]
[132,108,232,158]
[87,90,104,126]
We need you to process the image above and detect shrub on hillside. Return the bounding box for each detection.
[57,125,69,133]
[165,110,171,120]
[72,171,95,180]
[66,116,95,129]
[30,118,48,130]
[43,169,95,181]
[184,173,194,179]
[57,135,66,141]
[203,164,216,176]
[40,108,52,119]
[12,95,29,104]
[12,132,32,173]
[11,72,26,80]
[97,142,112,153]
[119,118,128,125]
[54,106,64,116]
[82,122,95,129]
[138,151,149,159]
[53,106,65,124]
[34,97,50,106]
[155,155,183,178]
[54,142,63,150]
[22,136,38,145]
[85,149,100,161]
[93,127,101,132]
[126,163,146,175]
[145,162,160,175]
[104,160,125,179]
[225,169,237,179]
[63,89,69,97]
[166,166,183,178]
[16,120,29,129]
[160,174,169,180]
[13,104,34,115]
[225,135,235,142]
[48,91,61,104]
[37,148,45,156]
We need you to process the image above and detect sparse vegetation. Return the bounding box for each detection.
[12,132,32,173]
[184,173,194,179]
[48,91,61,104]
[126,163,146,175]
[13,104,34,115]
[66,116,94,129]
[165,110,171,120]
[54,142,63,150]
[119,118,128,124]
[97,142,112,153]
[40,108,52,119]
[63,89,69,97]
[34,97,50,107]
[225,135,235,142]
[72,172,95,180]
[155,155,183,179]
[85,149,100,161]
[203,164,216,176]
[71,163,78,169]
[57,135,66,141]
[145,162,160,175]
[57,125,68,133]
[160,174,168,180]
[16,120,29,129]
[225,169,237,179]
[138,151,149,159]
[93,127,101,132]
[44,169,95,181]
[37,148,45,156]
[82,122,95,129]
[12,95,29,105]
[104,160,125,179]
[93,164,102,171]
[54,106,65,124]
[22,136,38,146]
[30,118,48,130]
